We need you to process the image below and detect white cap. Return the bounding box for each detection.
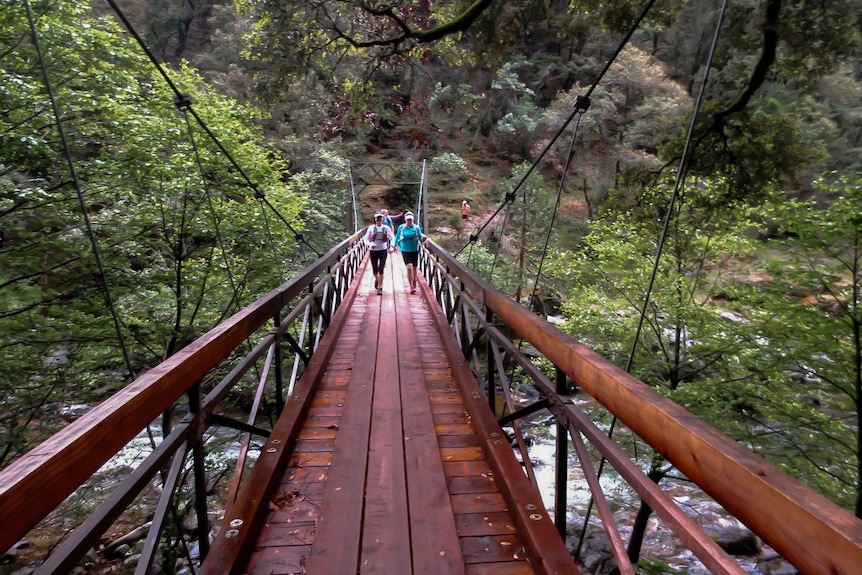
[405,212,414,220]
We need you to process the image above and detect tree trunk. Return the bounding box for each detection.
[627,463,668,563]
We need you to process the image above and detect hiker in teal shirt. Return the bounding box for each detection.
[393,211,426,294]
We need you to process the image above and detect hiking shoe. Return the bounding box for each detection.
[377,287,383,295]
[410,287,416,294]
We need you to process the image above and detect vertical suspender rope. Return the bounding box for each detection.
[487,197,514,284]
[529,104,589,301]
[23,0,136,381]
[178,106,240,299]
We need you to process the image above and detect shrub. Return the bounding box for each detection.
[430,153,470,181]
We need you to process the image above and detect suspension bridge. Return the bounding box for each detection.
[1,232,860,575]
[4,1,862,573]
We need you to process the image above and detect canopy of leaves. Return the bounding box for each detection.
[547,173,861,513]
[0,0,307,466]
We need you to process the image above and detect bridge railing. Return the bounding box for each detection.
[419,239,862,575]
[0,231,367,573]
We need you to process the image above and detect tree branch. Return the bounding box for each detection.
[715,0,780,122]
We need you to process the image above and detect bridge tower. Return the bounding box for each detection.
[347,160,429,231]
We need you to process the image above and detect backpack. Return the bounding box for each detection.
[371,225,389,242]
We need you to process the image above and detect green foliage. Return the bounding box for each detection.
[553,178,763,375]
[458,242,520,297]
[548,172,862,512]
[485,163,556,298]
[0,0,307,467]
[659,101,826,206]
[754,173,862,513]
[430,153,469,181]
[291,147,352,243]
[388,160,422,209]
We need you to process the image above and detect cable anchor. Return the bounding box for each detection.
[573,95,590,113]
[173,93,193,110]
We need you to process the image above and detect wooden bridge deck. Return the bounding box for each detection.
[204,254,578,575]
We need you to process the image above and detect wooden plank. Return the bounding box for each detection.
[255,523,315,546]
[281,465,329,487]
[443,460,494,478]
[433,411,472,423]
[302,292,379,575]
[466,563,536,575]
[297,427,338,441]
[398,289,466,575]
[455,512,518,537]
[305,404,343,418]
[419,279,581,575]
[358,268,411,573]
[246,545,309,575]
[451,493,509,514]
[276,479,326,500]
[291,438,335,453]
[301,415,342,428]
[441,446,486,462]
[432,403,473,415]
[437,434,482,449]
[287,451,332,468]
[461,534,528,563]
[448,475,498,495]
[435,423,476,436]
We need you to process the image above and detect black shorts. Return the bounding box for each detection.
[401,250,419,266]
[370,249,388,274]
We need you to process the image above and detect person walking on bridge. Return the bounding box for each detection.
[381,208,402,231]
[366,212,393,295]
[393,211,426,294]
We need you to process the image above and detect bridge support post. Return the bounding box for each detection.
[273,312,285,415]
[189,381,211,560]
[554,367,569,538]
[486,308,496,416]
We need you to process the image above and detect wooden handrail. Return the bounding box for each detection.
[0,232,364,557]
[421,239,862,575]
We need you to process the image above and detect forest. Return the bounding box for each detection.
[1,0,861,566]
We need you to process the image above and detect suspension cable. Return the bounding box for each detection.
[575,0,731,560]
[487,200,514,284]
[456,0,659,257]
[103,0,321,259]
[529,110,586,302]
[625,0,728,374]
[24,0,136,381]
